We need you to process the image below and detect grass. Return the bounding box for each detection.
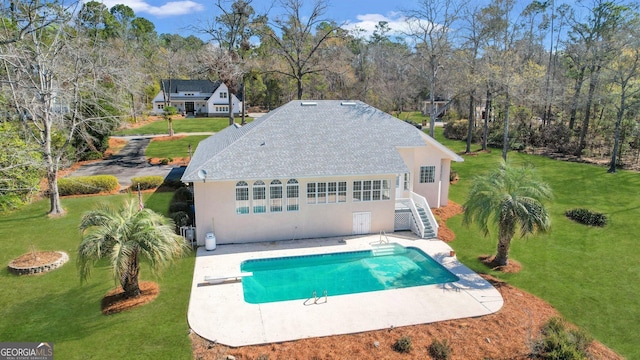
[2,126,637,359]
[115,117,253,136]
[145,135,210,159]
[396,111,426,124]
[434,128,640,359]
[0,191,193,359]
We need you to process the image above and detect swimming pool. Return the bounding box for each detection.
[240,243,459,304]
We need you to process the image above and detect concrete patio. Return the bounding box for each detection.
[187,233,503,347]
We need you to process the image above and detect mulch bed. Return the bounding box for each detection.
[101,281,159,315]
[9,251,62,267]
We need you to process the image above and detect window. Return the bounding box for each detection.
[235,181,249,214]
[270,180,283,212]
[353,181,362,201]
[307,183,316,204]
[404,173,410,190]
[253,181,266,213]
[306,181,347,204]
[338,182,347,202]
[156,104,164,110]
[327,182,337,203]
[287,179,299,211]
[353,180,390,201]
[220,92,228,99]
[420,166,436,183]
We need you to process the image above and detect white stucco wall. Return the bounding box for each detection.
[191,175,397,245]
[397,144,452,207]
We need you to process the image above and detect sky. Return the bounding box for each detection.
[91,0,412,39]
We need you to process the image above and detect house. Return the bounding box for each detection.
[181,100,463,245]
[151,79,243,116]
[421,98,453,119]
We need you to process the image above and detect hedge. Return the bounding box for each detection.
[58,175,119,196]
[131,176,165,190]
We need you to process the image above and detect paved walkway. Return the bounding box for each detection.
[187,233,503,347]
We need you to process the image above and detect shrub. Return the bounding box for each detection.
[58,175,119,196]
[393,336,412,353]
[531,317,592,360]
[565,208,607,227]
[449,170,459,183]
[131,176,164,190]
[443,120,470,140]
[78,151,104,161]
[169,201,191,214]
[428,339,452,360]
[160,158,170,165]
[172,187,194,202]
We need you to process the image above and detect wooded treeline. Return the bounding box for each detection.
[1,0,640,213]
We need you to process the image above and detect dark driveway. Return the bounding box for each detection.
[69,137,185,189]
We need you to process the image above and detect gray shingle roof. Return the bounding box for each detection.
[182,100,460,182]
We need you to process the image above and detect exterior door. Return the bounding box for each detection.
[185,102,195,114]
[352,212,371,235]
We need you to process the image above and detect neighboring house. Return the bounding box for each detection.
[151,79,243,116]
[421,98,453,119]
[182,100,463,245]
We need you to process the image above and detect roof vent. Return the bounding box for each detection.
[341,101,356,106]
[301,101,317,106]
[233,123,242,128]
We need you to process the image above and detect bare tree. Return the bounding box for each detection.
[404,0,461,137]
[1,2,127,215]
[259,0,342,100]
[198,0,259,124]
[196,44,246,124]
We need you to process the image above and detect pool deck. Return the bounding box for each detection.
[187,233,504,347]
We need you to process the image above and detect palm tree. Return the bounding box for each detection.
[463,160,552,266]
[78,199,188,298]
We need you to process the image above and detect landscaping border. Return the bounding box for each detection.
[8,251,69,275]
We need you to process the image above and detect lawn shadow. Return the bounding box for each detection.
[0,282,120,342]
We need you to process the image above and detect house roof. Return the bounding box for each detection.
[161,79,222,94]
[159,79,244,101]
[181,100,462,182]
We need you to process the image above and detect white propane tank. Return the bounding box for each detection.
[205,232,216,251]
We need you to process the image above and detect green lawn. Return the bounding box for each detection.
[115,117,253,135]
[0,192,193,359]
[145,135,210,159]
[435,129,639,359]
[2,128,637,359]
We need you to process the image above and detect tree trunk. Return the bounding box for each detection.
[122,251,141,299]
[296,77,303,100]
[241,77,246,125]
[495,218,515,266]
[466,94,474,154]
[429,73,436,138]
[608,94,626,173]
[228,93,234,126]
[576,67,599,157]
[483,89,491,151]
[502,93,510,161]
[44,121,64,215]
[568,68,585,130]
[47,168,64,215]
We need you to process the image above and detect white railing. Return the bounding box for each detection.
[409,192,439,237]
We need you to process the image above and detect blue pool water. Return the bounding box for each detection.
[240,244,459,304]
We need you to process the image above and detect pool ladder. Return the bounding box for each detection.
[306,290,328,305]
